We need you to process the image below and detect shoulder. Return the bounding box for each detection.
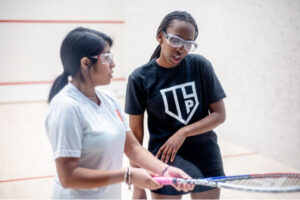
[48,84,82,114]
[49,94,80,114]
[184,54,216,76]
[185,54,212,68]
[129,60,156,80]
[46,95,81,129]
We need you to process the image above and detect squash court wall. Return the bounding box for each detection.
[0,0,299,170]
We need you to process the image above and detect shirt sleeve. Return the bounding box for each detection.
[125,74,147,114]
[45,101,82,160]
[203,61,226,104]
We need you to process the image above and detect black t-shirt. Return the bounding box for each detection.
[125,54,226,149]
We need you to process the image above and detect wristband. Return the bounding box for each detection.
[124,167,132,190]
[128,167,132,190]
[161,165,170,176]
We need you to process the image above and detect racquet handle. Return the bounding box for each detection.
[153,177,174,185]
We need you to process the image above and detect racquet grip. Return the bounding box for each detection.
[153,177,174,185]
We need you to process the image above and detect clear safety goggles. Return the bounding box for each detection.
[91,53,114,65]
[163,31,197,52]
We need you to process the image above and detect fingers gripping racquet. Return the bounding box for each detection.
[154,173,300,193]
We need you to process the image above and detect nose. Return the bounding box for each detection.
[177,44,185,51]
[110,60,116,68]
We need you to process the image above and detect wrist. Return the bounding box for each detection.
[161,165,170,176]
[179,127,189,137]
[124,167,132,190]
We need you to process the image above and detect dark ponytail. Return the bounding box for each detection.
[150,45,162,61]
[48,72,69,102]
[150,11,198,60]
[48,27,113,103]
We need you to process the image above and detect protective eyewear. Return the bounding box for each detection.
[91,53,114,65]
[163,31,197,52]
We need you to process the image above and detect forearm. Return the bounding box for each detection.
[125,132,167,175]
[128,114,145,168]
[182,111,225,137]
[131,145,168,174]
[59,167,126,189]
[129,130,144,168]
[129,114,144,145]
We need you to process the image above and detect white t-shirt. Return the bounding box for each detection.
[45,83,130,199]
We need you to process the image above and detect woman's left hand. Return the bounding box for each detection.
[156,130,186,163]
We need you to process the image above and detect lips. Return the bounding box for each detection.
[171,55,182,63]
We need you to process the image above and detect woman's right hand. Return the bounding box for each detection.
[130,168,163,190]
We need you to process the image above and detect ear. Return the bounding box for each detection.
[80,57,91,72]
[156,32,163,44]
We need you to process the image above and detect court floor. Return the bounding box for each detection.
[0,100,299,199]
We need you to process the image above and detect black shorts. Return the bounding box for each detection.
[149,132,225,195]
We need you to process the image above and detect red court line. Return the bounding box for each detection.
[222,152,258,158]
[0,175,54,183]
[0,152,258,184]
[0,19,125,24]
[0,78,126,86]
[0,80,53,86]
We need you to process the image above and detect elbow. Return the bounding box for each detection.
[124,147,131,158]
[222,113,226,123]
[59,177,70,188]
[55,157,79,188]
[124,131,142,160]
[124,143,134,160]
[218,112,226,124]
[58,175,74,188]
[125,143,140,161]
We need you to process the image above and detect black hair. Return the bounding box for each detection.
[150,11,198,60]
[48,27,113,102]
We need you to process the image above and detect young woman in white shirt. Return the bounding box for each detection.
[45,27,193,199]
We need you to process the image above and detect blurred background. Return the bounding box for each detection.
[0,0,299,199]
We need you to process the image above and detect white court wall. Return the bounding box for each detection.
[0,0,299,169]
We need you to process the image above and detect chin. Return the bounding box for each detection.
[96,80,111,86]
[104,80,111,85]
[168,60,178,67]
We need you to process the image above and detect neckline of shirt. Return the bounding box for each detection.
[68,82,103,109]
[152,58,185,71]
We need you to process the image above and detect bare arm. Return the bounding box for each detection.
[126,114,174,173]
[128,114,148,198]
[157,100,226,163]
[129,114,144,147]
[124,128,168,175]
[54,114,163,190]
[182,100,226,137]
[125,116,194,193]
[55,157,125,189]
[55,156,163,190]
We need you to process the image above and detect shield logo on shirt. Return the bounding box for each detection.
[160,82,199,125]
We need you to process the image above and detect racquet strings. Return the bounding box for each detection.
[176,174,300,189]
[220,176,300,188]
